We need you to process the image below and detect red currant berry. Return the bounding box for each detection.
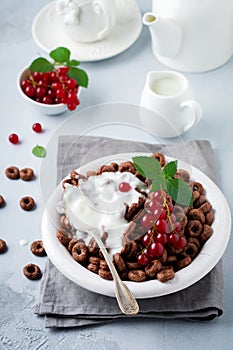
[42,72,51,84]
[50,71,59,82]
[146,200,160,213]
[174,222,182,233]
[25,85,36,98]
[21,79,31,90]
[42,96,53,104]
[141,214,155,229]
[52,82,62,91]
[67,91,78,103]
[56,88,67,99]
[75,98,80,106]
[36,86,47,98]
[32,123,42,133]
[58,67,69,75]
[66,78,77,89]
[170,213,176,222]
[54,97,62,104]
[156,233,168,245]
[8,133,19,144]
[47,89,56,99]
[153,190,164,203]
[142,232,152,247]
[32,72,42,82]
[167,202,174,213]
[137,253,149,266]
[159,209,167,220]
[173,236,187,249]
[67,102,77,111]
[119,182,131,192]
[156,219,167,234]
[168,233,179,244]
[148,242,164,258]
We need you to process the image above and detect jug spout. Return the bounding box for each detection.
[143,12,183,58]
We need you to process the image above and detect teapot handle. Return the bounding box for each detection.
[93,0,115,40]
[180,100,203,132]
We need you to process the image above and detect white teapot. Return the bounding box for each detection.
[143,0,233,72]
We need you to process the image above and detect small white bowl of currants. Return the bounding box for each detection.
[17,47,88,115]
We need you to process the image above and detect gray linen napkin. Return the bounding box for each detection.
[34,136,223,328]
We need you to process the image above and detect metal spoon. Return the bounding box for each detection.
[87,228,139,315]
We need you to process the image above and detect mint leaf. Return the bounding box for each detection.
[50,47,70,63]
[133,156,162,179]
[163,160,177,179]
[69,59,80,66]
[32,145,46,158]
[167,178,193,206]
[151,175,167,192]
[68,67,89,88]
[29,58,54,72]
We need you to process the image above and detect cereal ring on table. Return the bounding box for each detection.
[174,169,190,182]
[157,266,175,282]
[187,220,203,237]
[87,263,99,274]
[0,195,6,208]
[72,242,88,263]
[150,153,166,167]
[23,263,42,280]
[5,166,20,179]
[118,161,136,174]
[194,195,207,208]
[20,168,34,181]
[99,259,109,270]
[200,224,212,242]
[176,256,192,269]
[206,211,214,225]
[0,239,7,253]
[145,260,162,278]
[188,209,205,224]
[89,256,100,265]
[188,237,201,249]
[189,182,204,195]
[19,196,35,211]
[30,240,46,257]
[199,201,212,214]
[98,269,113,280]
[57,230,72,247]
[86,170,97,177]
[183,242,199,259]
[113,253,126,272]
[126,261,141,270]
[128,270,146,282]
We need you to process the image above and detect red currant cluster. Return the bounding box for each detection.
[137,190,187,266]
[21,67,80,111]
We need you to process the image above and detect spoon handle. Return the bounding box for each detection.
[88,229,139,315]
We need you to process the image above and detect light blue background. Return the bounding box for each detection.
[0,1,233,349]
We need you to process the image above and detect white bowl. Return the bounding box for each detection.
[17,67,70,115]
[41,153,231,298]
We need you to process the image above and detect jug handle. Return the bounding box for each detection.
[180,100,203,132]
[93,0,115,40]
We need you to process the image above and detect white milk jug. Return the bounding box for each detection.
[143,0,233,72]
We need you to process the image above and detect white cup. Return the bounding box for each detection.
[140,71,202,138]
[56,0,116,43]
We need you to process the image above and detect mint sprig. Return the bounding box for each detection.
[29,47,88,88]
[133,156,193,206]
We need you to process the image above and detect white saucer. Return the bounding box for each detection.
[32,2,142,62]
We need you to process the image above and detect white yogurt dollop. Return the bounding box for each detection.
[63,171,147,253]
